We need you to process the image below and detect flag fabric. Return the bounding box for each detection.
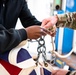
[0,45,52,75]
[0,59,21,75]
[0,59,52,75]
[0,46,36,69]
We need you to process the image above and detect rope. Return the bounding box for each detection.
[51,36,76,58]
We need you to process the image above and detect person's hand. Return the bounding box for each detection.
[25,25,47,39]
[52,69,69,75]
[41,16,58,36]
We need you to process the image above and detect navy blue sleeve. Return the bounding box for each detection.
[19,0,41,27]
[0,25,27,54]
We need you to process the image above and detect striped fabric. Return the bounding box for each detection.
[0,45,51,75]
[55,27,74,54]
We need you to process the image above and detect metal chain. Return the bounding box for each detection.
[35,36,48,67]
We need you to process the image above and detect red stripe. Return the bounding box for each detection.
[0,59,22,75]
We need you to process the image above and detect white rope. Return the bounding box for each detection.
[53,48,73,58]
[51,37,76,58]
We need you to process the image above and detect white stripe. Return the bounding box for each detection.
[8,41,27,65]
[16,58,36,69]
[8,45,36,68]
[18,66,36,75]
[8,45,23,65]
[0,64,10,75]
[57,27,64,54]
[35,65,41,75]
[72,30,76,53]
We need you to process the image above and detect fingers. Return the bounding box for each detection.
[41,16,57,37]
[40,27,50,34]
[41,19,50,27]
[41,16,58,28]
[26,24,56,40]
[43,21,53,29]
[52,70,58,75]
[49,25,56,37]
[40,26,56,37]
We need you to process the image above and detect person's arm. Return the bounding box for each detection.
[66,70,76,75]
[0,25,48,54]
[0,25,27,54]
[19,0,58,37]
[19,0,41,27]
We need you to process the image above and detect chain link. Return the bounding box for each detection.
[35,36,48,67]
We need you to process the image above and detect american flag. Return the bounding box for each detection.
[0,46,51,75]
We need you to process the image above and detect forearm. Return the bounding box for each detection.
[0,25,27,54]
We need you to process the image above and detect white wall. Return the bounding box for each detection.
[62,0,66,12]
[27,0,54,21]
